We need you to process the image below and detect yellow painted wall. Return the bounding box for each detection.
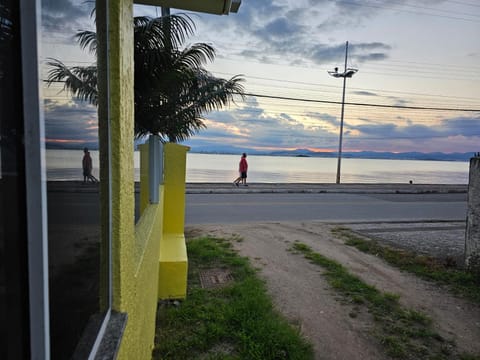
[102,1,163,358]
[101,0,191,357]
[139,142,190,300]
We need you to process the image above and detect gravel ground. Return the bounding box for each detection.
[346,221,467,265]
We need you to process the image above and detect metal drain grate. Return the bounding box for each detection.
[199,269,234,289]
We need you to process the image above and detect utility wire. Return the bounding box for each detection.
[43,79,480,112]
[213,71,480,101]
[246,84,480,108]
[368,0,480,18]
[339,0,480,22]
[442,0,480,8]
[242,92,480,112]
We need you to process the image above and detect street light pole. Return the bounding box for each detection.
[337,41,348,184]
[328,41,357,184]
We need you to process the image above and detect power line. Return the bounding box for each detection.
[368,0,480,18]
[339,0,480,22]
[241,98,477,117]
[445,0,480,8]
[242,92,480,112]
[234,107,477,125]
[42,79,480,112]
[214,55,480,80]
[218,56,480,81]
[210,42,480,72]
[246,83,480,108]
[370,59,480,72]
[213,71,480,102]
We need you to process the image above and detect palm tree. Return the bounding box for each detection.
[47,14,245,142]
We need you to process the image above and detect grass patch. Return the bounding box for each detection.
[291,242,462,359]
[332,227,480,304]
[153,236,313,360]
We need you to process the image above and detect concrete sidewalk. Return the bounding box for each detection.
[47,181,467,194]
[187,183,468,194]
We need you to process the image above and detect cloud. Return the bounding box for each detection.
[440,116,480,137]
[41,0,94,44]
[178,1,393,67]
[310,43,349,64]
[192,99,480,154]
[352,91,379,96]
[349,43,391,63]
[44,98,98,146]
[255,17,304,41]
[344,114,480,147]
[41,0,475,155]
[184,98,343,151]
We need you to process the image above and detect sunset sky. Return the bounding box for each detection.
[42,0,480,154]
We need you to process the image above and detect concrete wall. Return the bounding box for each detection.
[466,156,480,267]
[139,142,190,300]
[158,143,189,299]
[163,143,189,235]
[97,1,160,358]
[98,1,191,357]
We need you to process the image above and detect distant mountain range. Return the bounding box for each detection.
[191,147,476,161]
[266,149,475,161]
[46,142,476,161]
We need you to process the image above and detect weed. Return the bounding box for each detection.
[466,252,480,284]
[332,227,480,304]
[153,237,313,360]
[290,242,475,360]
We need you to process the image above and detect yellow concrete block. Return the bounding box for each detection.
[163,143,189,234]
[158,143,190,300]
[158,234,188,299]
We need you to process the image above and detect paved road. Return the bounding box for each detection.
[45,183,468,226]
[185,192,468,225]
[44,182,469,264]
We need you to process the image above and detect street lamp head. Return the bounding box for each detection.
[344,68,358,78]
[328,67,358,78]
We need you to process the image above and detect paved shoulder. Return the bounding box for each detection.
[186,183,467,194]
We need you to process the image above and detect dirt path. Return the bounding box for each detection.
[186,221,480,360]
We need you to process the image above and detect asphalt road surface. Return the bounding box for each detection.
[45,184,467,226]
[185,192,467,225]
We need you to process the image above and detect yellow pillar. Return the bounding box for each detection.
[158,143,190,299]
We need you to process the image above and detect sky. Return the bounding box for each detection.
[41,0,480,154]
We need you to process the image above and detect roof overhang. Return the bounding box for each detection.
[134,0,242,15]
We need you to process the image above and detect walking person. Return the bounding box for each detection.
[82,147,98,184]
[233,153,248,187]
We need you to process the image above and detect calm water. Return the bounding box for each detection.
[46,149,470,184]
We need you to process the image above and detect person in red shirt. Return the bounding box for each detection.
[233,153,248,187]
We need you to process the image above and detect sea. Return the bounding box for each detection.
[46,149,471,184]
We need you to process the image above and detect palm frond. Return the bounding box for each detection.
[134,15,195,52]
[46,58,98,105]
[174,43,216,70]
[75,30,97,54]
